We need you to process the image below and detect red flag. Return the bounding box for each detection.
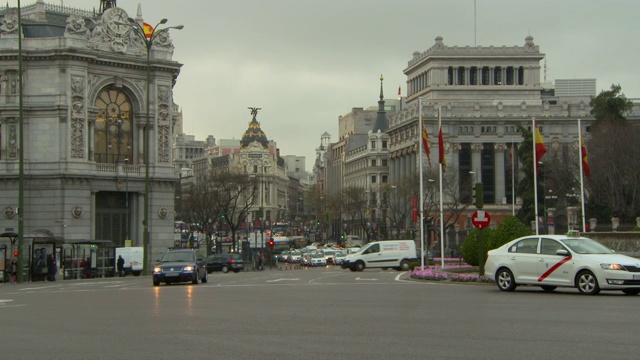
[143,22,154,39]
[534,126,546,172]
[438,126,446,172]
[421,116,431,163]
[581,133,591,177]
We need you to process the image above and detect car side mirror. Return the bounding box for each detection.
[556,249,570,256]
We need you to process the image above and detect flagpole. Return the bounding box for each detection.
[578,119,587,233]
[532,117,540,235]
[438,106,445,268]
[418,98,425,269]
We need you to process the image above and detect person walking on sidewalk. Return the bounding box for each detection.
[47,254,57,281]
[117,255,125,277]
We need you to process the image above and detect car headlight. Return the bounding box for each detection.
[153,267,162,274]
[600,263,625,271]
[183,265,195,272]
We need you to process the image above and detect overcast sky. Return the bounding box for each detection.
[59,0,640,165]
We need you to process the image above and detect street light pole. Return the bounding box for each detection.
[117,18,183,275]
[125,158,129,243]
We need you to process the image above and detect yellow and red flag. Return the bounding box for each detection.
[534,126,546,172]
[438,126,446,172]
[421,115,431,163]
[143,22,154,39]
[581,133,591,177]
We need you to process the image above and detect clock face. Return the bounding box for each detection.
[104,8,129,36]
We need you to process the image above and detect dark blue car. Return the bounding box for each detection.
[152,249,208,286]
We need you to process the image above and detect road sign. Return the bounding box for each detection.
[471,210,491,229]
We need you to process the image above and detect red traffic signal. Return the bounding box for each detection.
[268,239,275,247]
[13,251,19,257]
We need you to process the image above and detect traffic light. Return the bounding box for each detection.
[13,251,19,257]
[473,183,484,209]
[317,220,321,226]
[268,239,275,248]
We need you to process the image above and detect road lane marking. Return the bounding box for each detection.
[267,278,300,282]
[355,277,378,281]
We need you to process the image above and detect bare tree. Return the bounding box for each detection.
[342,186,371,242]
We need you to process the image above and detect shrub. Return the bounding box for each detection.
[487,216,532,250]
[461,227,492,266]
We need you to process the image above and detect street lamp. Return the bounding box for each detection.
[124,158,129,243]
[116,18,184,275]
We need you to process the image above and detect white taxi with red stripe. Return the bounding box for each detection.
[484,232,640,295]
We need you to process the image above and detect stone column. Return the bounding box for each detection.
[471,143,483,180]
[494,143,507,204]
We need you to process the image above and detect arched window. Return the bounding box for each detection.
[94,88,134,164]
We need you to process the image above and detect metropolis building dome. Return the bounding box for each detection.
[240,107,269,149]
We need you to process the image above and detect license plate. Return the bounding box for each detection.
[165,272,179,277]
[633,274,640,280]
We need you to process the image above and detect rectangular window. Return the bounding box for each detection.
[447,67,453,85]
[382,159,388,166]
[518,66,524,85]
[382,175,388,183]
[482,67,490,85]
[382,140,387,149]
[457,66,465,85]
[371,141,376,149]
[470,67,478,85]
[506,66,514,85]
[371,160,377,167]
[371,175,377,183]
[494,66,502,85]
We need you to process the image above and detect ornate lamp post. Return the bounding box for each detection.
[116,18,183,275]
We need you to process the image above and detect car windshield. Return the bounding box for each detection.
[161,252,194,262]
[336,253,346,257]
[311,253,324,258]
[560,237,615,254]
[291,251,301,256]
[324,250,336,255]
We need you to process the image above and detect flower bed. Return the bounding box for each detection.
[410,264,493,283]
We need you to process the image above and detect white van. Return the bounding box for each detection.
[341,240,417,272]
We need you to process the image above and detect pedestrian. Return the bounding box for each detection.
[117,255,125,277]
[11,258,17,283]
[257,253,264,271]
[47,254,57,281]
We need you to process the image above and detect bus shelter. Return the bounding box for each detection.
[0,231,63,282]
[62,239,115,280]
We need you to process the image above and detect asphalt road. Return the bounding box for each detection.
[1,266,639,360]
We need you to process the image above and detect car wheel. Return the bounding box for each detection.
[622,289,640,295]
[192,272,199,285]
[400,260,410,271]
[355,261,365,272]
[576,270,600,295]
[233,270,240,273]
[541,285,557,292]
[349,267,356,272]
[222,265,229,273]
[381,267,388,270]
[202,272,208,283]
[153,279,160,287]
[496,268,517,292]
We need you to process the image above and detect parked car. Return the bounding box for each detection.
[334,252,347,265]
[342,240,417,272]
[485,233,640,295]
[309,253,326,267]
[152,249,208,286]
[323,249,337,265]
[205,253,244,273]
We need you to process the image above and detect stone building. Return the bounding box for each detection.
[388,36,596,232]
[0,2,182,271]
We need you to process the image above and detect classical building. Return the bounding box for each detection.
[0,1,182,271]
[388,36,597,234]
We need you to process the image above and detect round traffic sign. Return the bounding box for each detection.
[471,210,491,229]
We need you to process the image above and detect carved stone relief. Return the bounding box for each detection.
[157,125,170,163]
[70,76,86,159]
